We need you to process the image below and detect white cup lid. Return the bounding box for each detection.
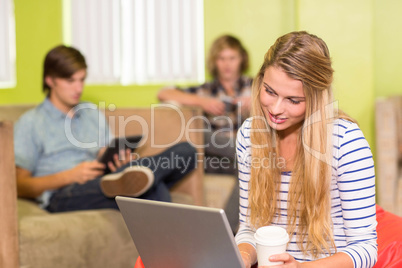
[254,226,289,246]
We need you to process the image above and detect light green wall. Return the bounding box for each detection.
[204,0,297,78]
[0,0,62,104]
[298,0,375,146]
[374,0,402,98]
[2,0,402,149]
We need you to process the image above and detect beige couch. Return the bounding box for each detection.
[375,96,402,216]
[0,104,210,268]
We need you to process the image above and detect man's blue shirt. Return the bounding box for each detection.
[14,98,113,206]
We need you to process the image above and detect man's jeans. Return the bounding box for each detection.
[46,142,197,212]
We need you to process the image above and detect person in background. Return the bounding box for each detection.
[14,45,197,213]
[236,31,377,267]
[158,34,252,175]
[158,35,252,233]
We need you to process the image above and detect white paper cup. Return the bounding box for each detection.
[254,226,289,266]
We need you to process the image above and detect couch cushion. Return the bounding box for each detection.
[19,208,137,268]
[18,198,49,218]
[171,192,194,205]
[204,174,236,209]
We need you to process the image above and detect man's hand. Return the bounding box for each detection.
[200,97,226,115]
[70,161,105,184]
[234,95,251,114]
[107,149,133,173]
[16,161,106,199]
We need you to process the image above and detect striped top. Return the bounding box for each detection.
[235,118,378,268]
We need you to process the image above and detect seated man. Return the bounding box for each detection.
[14,45,197,212]
[158,35,252,176]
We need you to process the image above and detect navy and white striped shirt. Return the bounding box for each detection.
[235,118,378,268]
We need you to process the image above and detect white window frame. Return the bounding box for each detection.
[0,0,16,88]
[63,0,204,86]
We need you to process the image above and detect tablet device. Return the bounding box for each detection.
[99,135,143,174]
[116,196,244,268]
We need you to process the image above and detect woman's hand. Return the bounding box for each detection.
[238,244,257,268]
[240,251,252,268]
[260,253,302,268]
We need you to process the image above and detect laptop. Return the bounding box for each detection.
[116,196,244,268]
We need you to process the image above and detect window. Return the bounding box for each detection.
[0,0,16,88]
[64,0,205,85]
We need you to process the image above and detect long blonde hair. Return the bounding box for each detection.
[249,31,355,257]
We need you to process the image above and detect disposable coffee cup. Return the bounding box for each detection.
[254,226,289,266]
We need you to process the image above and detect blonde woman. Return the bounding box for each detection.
[235,31,377,267]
